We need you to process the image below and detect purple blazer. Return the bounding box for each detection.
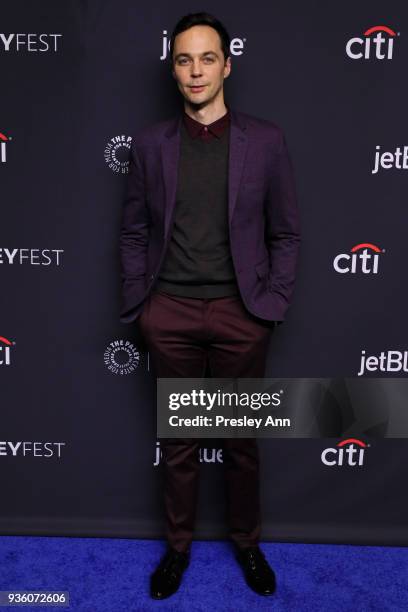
[119,107,300,324]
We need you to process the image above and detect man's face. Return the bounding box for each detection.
[172,25,231,107]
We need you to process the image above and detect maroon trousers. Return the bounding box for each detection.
[138,290,273,553]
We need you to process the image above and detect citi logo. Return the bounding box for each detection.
[333,243,383,274]
[346,25,399,60]
[0,132,11,163]
[160,29,246,60]
[321,438,369,467]
[358,350,408,376]
[0,336,14,366]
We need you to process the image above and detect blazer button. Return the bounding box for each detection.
[150,274,154,280]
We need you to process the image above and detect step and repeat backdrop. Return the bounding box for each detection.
[1,1,407,544]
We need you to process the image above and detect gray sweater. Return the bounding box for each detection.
[155,119,239,298]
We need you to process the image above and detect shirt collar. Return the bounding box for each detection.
[183,107,230,139]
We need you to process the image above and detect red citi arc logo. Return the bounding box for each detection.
[346,25,399,60]
[333,243,383,274]
[321,439,369,466]
[0,336,13,365]
[0,132,10,163]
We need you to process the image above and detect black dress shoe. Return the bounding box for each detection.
[150,547,190,600]
[235,545,276,596]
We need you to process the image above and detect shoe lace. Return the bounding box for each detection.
[245,548,271,574]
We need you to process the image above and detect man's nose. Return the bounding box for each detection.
[190,59,202,76]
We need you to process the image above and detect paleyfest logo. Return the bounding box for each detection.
[104,339,141,375]
[321,438,369,467]
[0,441,65,458]
[104,135,132,174]
[0,336,14,366]
[0,248,64,266]
[346,25,399,60]
[0,132,11,163]
[333,243,384,274]
[0,33,62,52]
[160,29,246,60]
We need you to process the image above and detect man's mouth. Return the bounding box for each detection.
[189,85,206,92]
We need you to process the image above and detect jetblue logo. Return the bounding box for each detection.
[160,29,246,60]
[358,350,408,376]
[372,145,408,174]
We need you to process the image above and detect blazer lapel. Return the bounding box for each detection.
[161,115,182,237]
[228,108,248,224]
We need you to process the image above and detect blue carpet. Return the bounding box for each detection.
[0,537,407,611]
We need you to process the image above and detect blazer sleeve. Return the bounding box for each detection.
[119,137,150,283]
[264,128,301,308]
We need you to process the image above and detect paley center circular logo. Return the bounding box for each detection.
[104,135,132,174]
[104,339,140,375]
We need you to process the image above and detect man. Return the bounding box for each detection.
[119,12,300,600]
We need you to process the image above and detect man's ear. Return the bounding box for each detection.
[224,56,232,79]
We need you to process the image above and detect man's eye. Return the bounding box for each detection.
[178,58,189,65]
[203,57,214,63]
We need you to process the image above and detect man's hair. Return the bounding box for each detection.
[169,12,231,63]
